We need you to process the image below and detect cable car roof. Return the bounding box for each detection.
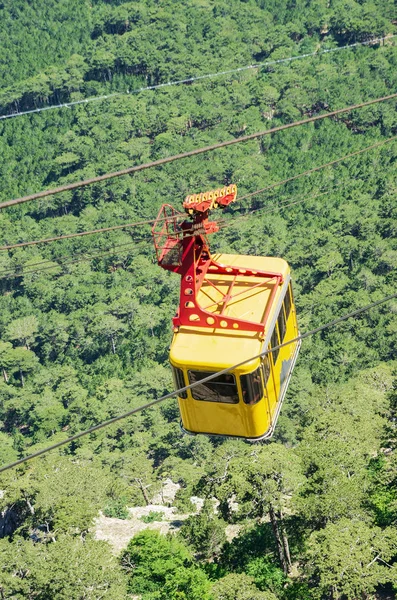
[170,253,290,373]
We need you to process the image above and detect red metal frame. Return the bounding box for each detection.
[152,188,283,337]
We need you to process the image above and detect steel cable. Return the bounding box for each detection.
[0,292,395,474]
[1,93,396,210]
[0,34,394,121]
[1,133,395,252]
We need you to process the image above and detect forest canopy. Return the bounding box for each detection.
[0,0,396,598]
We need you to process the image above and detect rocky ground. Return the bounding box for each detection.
[94,479,239,554]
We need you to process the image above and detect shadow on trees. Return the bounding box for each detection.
[218,522,278,572]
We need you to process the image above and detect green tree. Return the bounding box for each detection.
[0,432,18,466]
[202,442,304,573]
[7,347,39,387]
[90,313,127,355]
[0,456,112,539]
[305,519,397,599]
[179,499,227,559]
[121,530,211,599]
[295,367,390,527]
[0,535,127,600]
[5,315,39,350]
[211,573,278,600]
[111,449,160,506]
[0,341,15,383]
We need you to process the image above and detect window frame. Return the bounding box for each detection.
[284,284,292,320]
[172,366,187,399]
[270,323,280,364]
[262,355,271,387]
[188,370,239,404]
[240,367,264,405]
[278,304,287,342]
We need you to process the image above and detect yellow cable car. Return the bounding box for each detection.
[152,186,300,441]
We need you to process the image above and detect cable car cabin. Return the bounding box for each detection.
[170,254,300,440]
[152,186,300,441]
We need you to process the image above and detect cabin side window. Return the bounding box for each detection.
[284,284,292,320]
[278,304,287,342]
[172,366,187,399]
[241,368,263,405]
[188,371,239,404]
[271,284,292,363]
[262,356,270,386]
[270,325,280,364]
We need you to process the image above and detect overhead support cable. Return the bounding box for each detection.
[0,34,395,121]
[0,189,348,279]
[0,214,175,251]
[0,173,381,280]
[1,92,396,211]
[0,239,147,280]
[0,133,395,253]
[0,185,348,279]
[237,135,397,202]
[0,292,395,475]
[0,189,330,279]
[218,185,346,233]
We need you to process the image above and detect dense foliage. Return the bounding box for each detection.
[0,0,396,598]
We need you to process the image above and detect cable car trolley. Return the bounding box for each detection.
[152,185,300,441]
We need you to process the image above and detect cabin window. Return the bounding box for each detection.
[270,325,280,364]
[172,367,187,399]
[262,356,270,385]
[241,368,263,405]
[278,306,287,342]
[284,285,292,320]
[188,371,239,404]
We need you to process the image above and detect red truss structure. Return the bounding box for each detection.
[152,185,283,337]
